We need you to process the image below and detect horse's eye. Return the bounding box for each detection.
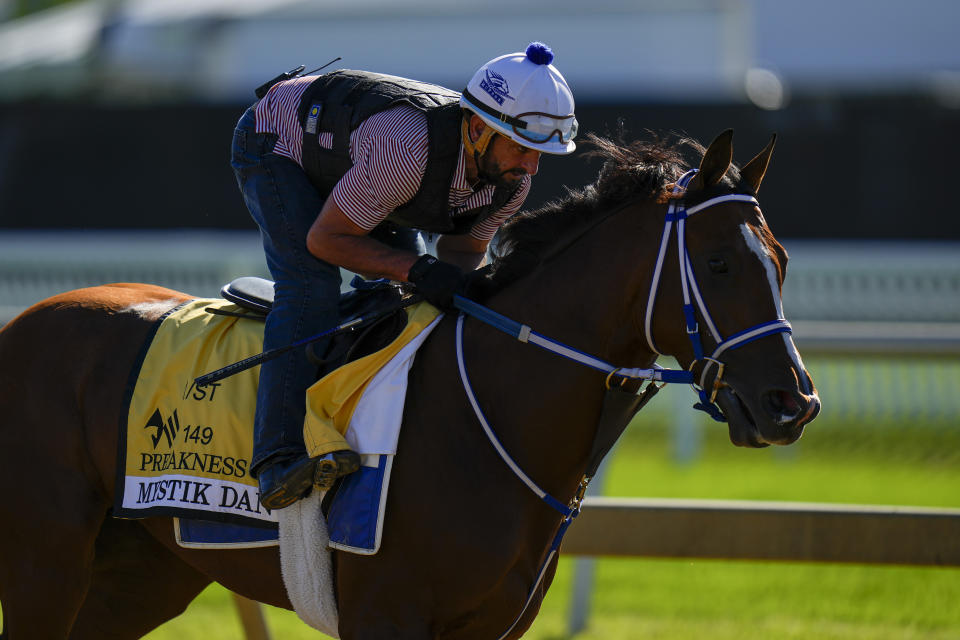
[708,257,729,274]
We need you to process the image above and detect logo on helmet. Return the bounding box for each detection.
[479,69,514,106]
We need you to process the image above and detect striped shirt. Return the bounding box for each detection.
[254,76,530,242]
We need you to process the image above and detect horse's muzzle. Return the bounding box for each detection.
[716,384,820,448]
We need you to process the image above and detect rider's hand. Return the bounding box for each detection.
[407,255,466,312]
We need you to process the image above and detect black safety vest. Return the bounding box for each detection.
[297,69,517,235]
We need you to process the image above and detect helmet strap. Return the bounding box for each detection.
[462,116,498,183]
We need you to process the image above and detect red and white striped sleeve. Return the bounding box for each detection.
[330,106,429,230]
[254,76,315,165]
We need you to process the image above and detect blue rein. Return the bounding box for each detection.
[453,296,694,384]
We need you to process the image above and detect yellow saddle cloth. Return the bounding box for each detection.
[302,301,440,456]
[115,298,439,524]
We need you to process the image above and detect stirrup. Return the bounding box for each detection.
[314,450,361,490]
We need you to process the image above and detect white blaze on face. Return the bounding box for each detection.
[740,223,783,319]
[739,224,814,395]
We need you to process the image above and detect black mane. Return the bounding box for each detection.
[484,132,726,291]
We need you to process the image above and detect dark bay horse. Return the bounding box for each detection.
[0,130,819,639]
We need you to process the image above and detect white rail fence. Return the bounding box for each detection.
[565,497,960,566]
[0,231,269,324]
[1,233,957,327]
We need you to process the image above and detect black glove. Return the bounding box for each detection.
[407,255,466,312]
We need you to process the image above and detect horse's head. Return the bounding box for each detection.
[485,129,819,447]
[647,130,820,447]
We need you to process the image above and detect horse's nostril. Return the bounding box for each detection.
[763,389,801,423]
[802,369,816,396]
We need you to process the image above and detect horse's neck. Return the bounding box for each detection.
[491,199,664,367]
[460,201,662,494]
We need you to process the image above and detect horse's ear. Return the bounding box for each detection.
[688,129,734,192]
[740,133,777,193]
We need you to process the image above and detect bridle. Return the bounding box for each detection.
[644,169,793,420]
[450,169,795,639]
[454,169,793,422]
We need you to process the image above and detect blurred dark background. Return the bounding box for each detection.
[1,0,958,239]
[1,95,956,239]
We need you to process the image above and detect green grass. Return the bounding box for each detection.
[138,557,960,639]
[525,558,960,639]
[603,419,960,508]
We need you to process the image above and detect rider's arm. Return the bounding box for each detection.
[436,234,488,271]
[306,109,427,282]
[306,198,420,282]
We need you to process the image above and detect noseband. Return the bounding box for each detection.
[644,169,792,420]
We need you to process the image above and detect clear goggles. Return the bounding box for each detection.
[513,112,579,144]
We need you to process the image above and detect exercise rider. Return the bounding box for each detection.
[231,42,578,510]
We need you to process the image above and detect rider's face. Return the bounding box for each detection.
[467,115,541,189]
[480,134,541,189]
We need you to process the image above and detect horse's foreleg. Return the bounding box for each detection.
[337,562,437,640]
[338,619,435,640]
[68,518,210,640]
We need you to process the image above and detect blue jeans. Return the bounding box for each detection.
[232,106,342,476]
[231,106,422,476]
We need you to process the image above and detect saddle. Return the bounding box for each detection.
[198,276,427,552]
[219,276,412,377]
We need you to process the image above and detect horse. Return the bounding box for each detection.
[0,129,819,639]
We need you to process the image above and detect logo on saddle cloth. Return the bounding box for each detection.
[145,407,179,449]
[116,299,272,524]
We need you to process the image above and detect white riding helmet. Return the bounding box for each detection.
[460,42,577,156]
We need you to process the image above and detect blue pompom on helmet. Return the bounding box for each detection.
[524,41,554,66]
[461,41,577,156]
